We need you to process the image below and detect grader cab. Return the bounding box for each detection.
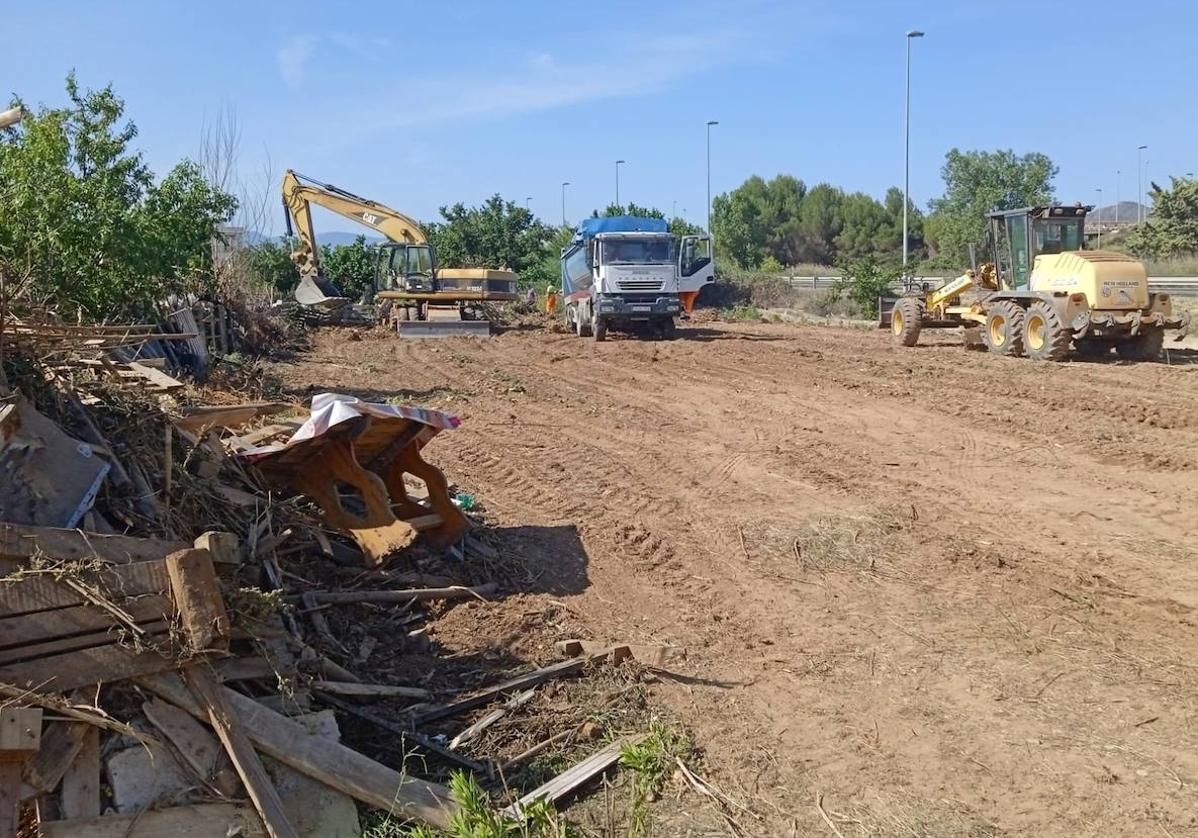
[884,205,1188,361]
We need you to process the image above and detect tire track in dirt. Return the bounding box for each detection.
[272,323,1198,837]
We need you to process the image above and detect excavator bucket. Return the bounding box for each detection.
[294,274,350,310]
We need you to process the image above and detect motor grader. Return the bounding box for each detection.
[882,205,1189,360]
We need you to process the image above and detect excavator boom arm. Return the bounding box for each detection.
[281,169,428,276]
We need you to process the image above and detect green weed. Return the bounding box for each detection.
[619,723,693,838]
[363,772,570,838]
[720,304,763,322]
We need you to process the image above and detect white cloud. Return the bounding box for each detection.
[276,35,316,88]
[371,29,745,128]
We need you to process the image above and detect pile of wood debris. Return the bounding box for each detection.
[0,316,671,837]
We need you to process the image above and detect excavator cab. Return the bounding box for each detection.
[375,243,436,293]
[988,206,1088,290]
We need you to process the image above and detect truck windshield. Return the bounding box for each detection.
[603,238,673,265]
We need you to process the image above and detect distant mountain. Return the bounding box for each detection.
[1089,201,1149,224]
[316,231,384,247]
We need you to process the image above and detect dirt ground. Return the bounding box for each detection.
[266,318,1198,837]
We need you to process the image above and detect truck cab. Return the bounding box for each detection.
[561,216,713,341]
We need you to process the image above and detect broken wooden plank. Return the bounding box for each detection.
[58,726,99,820]
[22,721,88,795]
[311,681,431,700]
[559,639,669,668]
[0,523,186,566]
[0,596,170,650]
[176,403,294,433]
[0,560,170,619]
[193,531,240,568]
[126,361,185,391]
[0,617,170,666]
[184,666,299,838]
[313,693,488,775]
[0,633,177,693]
[165,549,229,653]
[505,734,647,817]
[299,583,497,606]
[216,657,276,683]
[39,803,267,838]
[449,688,535,750]
[230,423,302,450]
[0,707,42,838]
[143,698,240,798]
[137,672,455,828]
[411,652,610,726]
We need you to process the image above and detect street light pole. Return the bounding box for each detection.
[706,120,718,233]
[615,160,625,208]
[1095,188,1103,249]
[561,181,570,227]
[1115,170,1120,225]
[1137,145,1147,223]
[525,196,532,209]
[903,29,925,280]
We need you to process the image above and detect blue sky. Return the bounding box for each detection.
[7,0,1195,235]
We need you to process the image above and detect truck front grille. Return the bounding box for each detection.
[617,280,664,292]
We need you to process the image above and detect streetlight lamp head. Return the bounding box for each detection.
[616,159,625,165]
[1138,144,1148,150]
[907,29,924,38]
[707,120,719,126]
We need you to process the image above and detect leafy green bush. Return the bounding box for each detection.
[0,74,236,319]
[834,256,899,318]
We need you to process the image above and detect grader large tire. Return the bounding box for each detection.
[984,301,1025,357]
[1115,326,1165,361]
[891,297,924,347]
[1023,300,1071,362]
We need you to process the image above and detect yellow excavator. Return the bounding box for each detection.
[281,170,518,336]
[883,205,1189,360]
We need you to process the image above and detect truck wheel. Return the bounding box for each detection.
[984,301,1025,357]
[659,317,677,340]
[1115,327,1165,361]
[1023,301,1071,361]
[575,304,591,337]
[891,297,924,347]
[593,316,607,341]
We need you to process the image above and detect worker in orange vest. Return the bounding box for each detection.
[545,284,558,315]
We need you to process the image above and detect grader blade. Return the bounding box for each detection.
[397,320,492,338]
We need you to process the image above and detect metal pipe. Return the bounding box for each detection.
[1137,145,1147,223]
[561,181,569,227]
[615,160,625,207]
[706,120,718,234]
[903,30,924,280]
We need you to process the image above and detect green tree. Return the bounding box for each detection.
[247,239,299,294]
[927,148,1056,266]
[425,195,548,272]
[836,192,892,261]
[710,174,808,268]
[595,203,665,219]
[1125,177,1198,258]
[883,186,922,257]
[0,74,236,318]
[320,235,376,299]
[794,183,844,265]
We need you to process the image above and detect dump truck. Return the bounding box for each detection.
[561,216,713,340]
[882,205,1189,360]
